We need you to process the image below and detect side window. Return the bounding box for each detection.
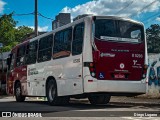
[72,23,84,55]
[53,27,72,59]
[25,40,38,64]
[10,53,15,70]
[38,35,53,62]
[16,45,26,67]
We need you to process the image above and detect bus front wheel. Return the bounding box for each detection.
[88,94,111,105]
[15,82,25,102]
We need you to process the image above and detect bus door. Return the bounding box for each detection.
[26,40,39,96]
[15,45,28,95]
[6,52,16,95]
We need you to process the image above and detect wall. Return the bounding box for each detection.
[147,54,160,98]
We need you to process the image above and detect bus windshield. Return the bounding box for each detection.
[95,19,144,43]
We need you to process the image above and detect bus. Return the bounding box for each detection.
[6,15,148,105]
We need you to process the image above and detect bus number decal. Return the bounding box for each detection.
[73,58,80,63]
[132,54,143,58]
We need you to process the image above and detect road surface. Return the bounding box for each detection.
[0,96,159,120]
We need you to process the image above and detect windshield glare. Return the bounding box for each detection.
[95,19,144,43]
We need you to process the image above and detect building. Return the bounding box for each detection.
[52,13,71,30]
[146,53,160,97]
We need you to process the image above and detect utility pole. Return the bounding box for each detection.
[35,0,38,36]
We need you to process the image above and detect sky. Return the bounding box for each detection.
[0,0,160,32]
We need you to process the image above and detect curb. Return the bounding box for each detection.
[70,100,160,106]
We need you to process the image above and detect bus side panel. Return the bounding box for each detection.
[53,56,83,96]
[10,59,28,96]
[27,56,84,97]
[27,61,53,96]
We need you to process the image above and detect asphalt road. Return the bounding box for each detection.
[0,97,160,120]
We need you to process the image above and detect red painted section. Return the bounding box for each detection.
[94,38,145,81]
[13,65,27,95]
[7,71,14,95]
[7,41,28,95]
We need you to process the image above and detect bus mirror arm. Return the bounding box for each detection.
[93,50,100,63]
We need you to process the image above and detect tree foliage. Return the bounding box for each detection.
[146,24,160,53]
[0,13,33,52]
[15,26,33,43]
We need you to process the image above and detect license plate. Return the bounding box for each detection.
[114,74,125,79]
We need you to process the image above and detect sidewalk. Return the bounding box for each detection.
[110,96,160,105]
[0,95,12,99]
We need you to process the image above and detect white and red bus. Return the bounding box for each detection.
[6,15,148,105]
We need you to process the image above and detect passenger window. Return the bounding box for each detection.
[72,23,84,55]
[10,53,15,70]
[38,35,53,62]
[53,28,72,59]
[25,40,38,64]
[16,45,26,67]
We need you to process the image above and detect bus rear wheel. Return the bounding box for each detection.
[88,94,111,105]
[46,80,69,106]
[15,82,25,102]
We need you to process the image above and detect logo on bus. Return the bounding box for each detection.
[120,63,125,69]
[100,53,115,58]
[99,72,105,79]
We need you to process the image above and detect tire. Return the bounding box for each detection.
[46,80,69,106]
[88,94,111,105]
[15,82,25,102]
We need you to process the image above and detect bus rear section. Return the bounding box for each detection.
[83,17,148,97]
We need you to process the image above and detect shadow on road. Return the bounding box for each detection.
[23,99,160,107]
[0,100,160,117]
[0,100,133,110]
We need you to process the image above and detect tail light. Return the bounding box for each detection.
[142,64,148,79]
[84,62,96,78]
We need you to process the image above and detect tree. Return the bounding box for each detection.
[15,26,33,43]
[146,24,160,53]
[0,13,33,52]
[0,13,16,47]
